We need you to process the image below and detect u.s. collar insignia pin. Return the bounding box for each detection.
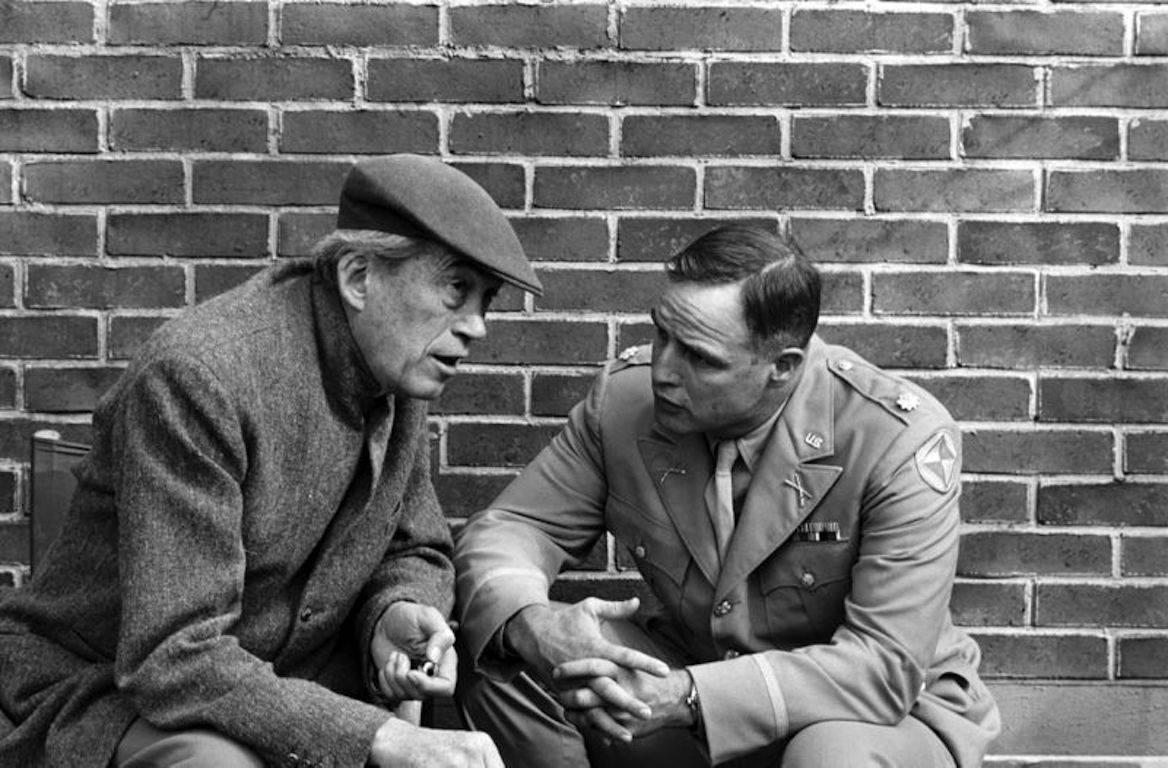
[804,432,824,449]
[896,391,920,412]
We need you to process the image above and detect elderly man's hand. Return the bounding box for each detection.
[369,718,503,768]
[553,660,694,743]
[371,601,457,702]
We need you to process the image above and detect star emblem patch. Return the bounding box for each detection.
[896,391,920,412]
[915,431,957,493]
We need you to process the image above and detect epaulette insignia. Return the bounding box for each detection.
[618,345,641,361]
[896,391,920,412]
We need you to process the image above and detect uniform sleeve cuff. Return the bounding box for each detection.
[688,655,789,765]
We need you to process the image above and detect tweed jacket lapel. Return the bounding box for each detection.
[716,338,843,594]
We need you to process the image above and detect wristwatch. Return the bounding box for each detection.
[684,676,703,735]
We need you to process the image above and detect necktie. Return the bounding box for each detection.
[712,439,739,563]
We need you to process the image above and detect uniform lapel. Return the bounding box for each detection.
[638,426,721,585]
[716,338,843,594]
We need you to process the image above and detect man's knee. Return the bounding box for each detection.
[780,719,954,768]
[115,719,264,768]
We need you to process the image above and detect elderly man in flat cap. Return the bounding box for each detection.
[0,155,539,768]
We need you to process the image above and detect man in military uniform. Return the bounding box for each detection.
[454,225,1000,767]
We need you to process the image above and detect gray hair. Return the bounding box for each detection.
[312,229,441,286]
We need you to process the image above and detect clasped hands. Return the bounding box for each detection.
[508,597,695,744]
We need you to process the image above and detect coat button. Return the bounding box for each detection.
[713,599,733,617]
[800,572,816,587]
[724,649,740,660]
[633,545,646,559]
[299,607,313,622]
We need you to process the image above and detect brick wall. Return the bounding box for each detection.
[2,0,1166,757]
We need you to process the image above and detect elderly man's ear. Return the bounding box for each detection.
[336,252,371,312]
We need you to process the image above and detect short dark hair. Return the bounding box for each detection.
[665,225,820,351]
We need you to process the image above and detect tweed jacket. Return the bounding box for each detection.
[0,261,454,768]
[456,337,1001,767]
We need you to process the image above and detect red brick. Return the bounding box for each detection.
[278,213,333,258]
[958,221,1118,266]
[706,167,864,211]
[0,571,17,588]
[618,217,778,263]
[284,3,436,46]
[1052,65,1168,108]
[0,316,98,359]
[108,314,170,360]
[623,115,780,158]
[1047,275,1168,318]
[432,373,524,416]
[23,160,183,204]
[434,472,517,519]
[875,169,1034,213]
[447,422,562,468]
[791,10,952,54]
[538,61,695,107]
[194,160,348,206]
[511,217,609,262]
[879,65,1037,107]
[908,374,1031,421]
[1118,635,1168,678]
[974,634,1109,679]
[534,166,693,210]
[951,581,1026,627]
[451,163,526,210]
[282,110,437,155]
[1129,119,1168,161]
[25,55,181,100]
[820,272,866,315]
[452,4,607,48]
[451,112,608,157]
[1131,224,1168,264]
[967,11,1123,56]
[963,429,1113,475]
[0,468,13,512]
[0,418,91,461]
[1126,432,1168,474]
[1137,13,1168,55]
[963,116,1118,160]
[0,57,12,99]
[1129,325,1168,370]
[615,322,653,354]
[368,59,524,104]
[1122,536,1168,577]
[1047,170,1168,213]
[817,323,948,369]
[27,264,184,310]
[0,368,13,407]
[962,479,1030,524]
[0,521,29,562]
[0,265,12,308]
[0,109,97,152]
[708,63,867,107]
[1040,378,1168,424]
[792,115,949,160]
[620,7,783,51]
[194,264,264,303]
[958,531,1111,577]
[196,57,352,101]
[110,2,266,45]
[0,162,8,204]
[111,108,267,152]
[108,213,268,259]
[0,2,93,43]
[1039,483,1168,527]
[0,213,96,256]
[536,269,667,313]
[470,320,608,365]
[1037,584,1168,628]
[874,272,1034,316]
[532,372,595,417]
[24,365,124,412]
[957,324,1115,369]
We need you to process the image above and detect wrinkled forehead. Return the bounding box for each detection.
[654,281,752,347]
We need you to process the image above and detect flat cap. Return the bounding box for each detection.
[337,154,541,295]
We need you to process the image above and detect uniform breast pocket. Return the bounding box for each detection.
[758,541,854,642]
[605,495,689,607]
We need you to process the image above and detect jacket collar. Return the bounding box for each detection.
[310,272,386,425]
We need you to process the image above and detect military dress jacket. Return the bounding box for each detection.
[0,261,454,768]
[456,336,1001,767]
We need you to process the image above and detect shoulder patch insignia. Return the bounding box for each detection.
[915,432,958,493]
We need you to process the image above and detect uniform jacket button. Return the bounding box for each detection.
[800,571,816,587]
[633,545,646,559]
[724,649,740,660]
[299,607,313,622]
